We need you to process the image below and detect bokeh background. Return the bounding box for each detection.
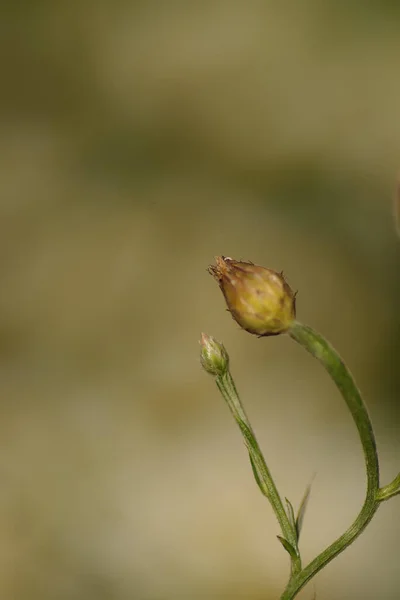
[1,1,400,599]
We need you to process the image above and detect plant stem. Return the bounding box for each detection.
[281,321,381,599]
[215,370,301,574]
[377,473,400,501]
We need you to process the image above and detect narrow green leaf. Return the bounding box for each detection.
[277,535,298,560]
[236,418,255,451]
[285,498,297,534]
[249,452,267,497]
[296,480,313,539]
[235,417,267,498]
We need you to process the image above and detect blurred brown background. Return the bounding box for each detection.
[0,1,400,599]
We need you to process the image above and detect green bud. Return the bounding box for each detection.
[199,333,229,376]
[208,256,296,337]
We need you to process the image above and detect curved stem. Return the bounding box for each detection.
[281,322,380,599]
[215,370,301,574]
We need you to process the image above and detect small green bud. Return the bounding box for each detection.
[199,333,229,376]
[208,256,296,337]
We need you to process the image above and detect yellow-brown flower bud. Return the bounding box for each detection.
[208,256,296,336]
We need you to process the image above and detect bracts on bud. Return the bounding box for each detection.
[208,256,296,336]
[199,333,229,376]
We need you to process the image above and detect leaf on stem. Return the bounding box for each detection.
[296,479,314,540]
[285,498,297,534]
[237,420,269,499]
[277,535,298,560]
[249,452,268,497]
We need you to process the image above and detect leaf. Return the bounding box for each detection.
[234,415,249,439]
[277,535,298,560]
[249,452,268,498]
[296,478,314,539]
[236,418,255,451]
[285,497,297,536]
[235,419,268,496]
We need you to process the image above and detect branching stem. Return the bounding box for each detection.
[215,370,301,574]
[281,321,381,599]
[203,321,399,598]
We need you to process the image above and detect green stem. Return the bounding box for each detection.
[281,321,381,599]
[377,473,400,501]
[215,369,301,574]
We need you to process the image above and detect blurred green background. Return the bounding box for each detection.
[0,1,399,599]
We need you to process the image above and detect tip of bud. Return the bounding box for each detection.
[208,256,296,337]
[200,333,229,376]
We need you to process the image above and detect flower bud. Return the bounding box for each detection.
[208,256,296,336]
[200,333,229,376]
